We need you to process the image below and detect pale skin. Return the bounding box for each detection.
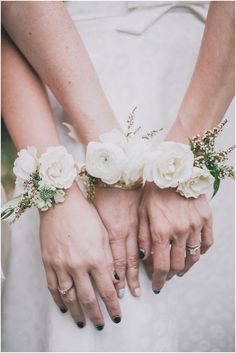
[1,31,122,329]
[1,0,235,301]
[1,1,141,298]
[139,1,235,290]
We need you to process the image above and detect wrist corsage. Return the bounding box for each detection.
[144,119,235,198]
[78,108,162,201]
[1,146,77,222]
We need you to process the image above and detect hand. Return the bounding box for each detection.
[40,183,121,329]
[94,187,141,298]
[138,183,213,292]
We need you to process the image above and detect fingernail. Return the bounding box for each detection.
[177,273,184,277]
[95,324,104,331]
[139,248,145,260]
[118,288,125,299]
[153,289,161,294]
[134,287,141,297]
[77,321,85,328]
[113,271,120,281]
[59,307,67,314]
[113,315,121,324]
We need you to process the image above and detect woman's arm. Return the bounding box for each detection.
[139,1,235,290]
[1,1,119,143]
[166,1,235,143]
[1,1,141,297]
[1,30,122,329]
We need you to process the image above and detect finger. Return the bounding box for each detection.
[167,239,186,280]
[109,237,126,292]
[126,232,141,297]
[73,272,105,330]
[44,265,67,313]
[143,254,153,280]
[57,270,85,328]
[138,210,152,260]
[152,239,170,294]
[92,266,122,324]
[179,232,201,276]
[201,219,214,254]
[103,235,120,284]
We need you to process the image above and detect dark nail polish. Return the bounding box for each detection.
[153,289,161,294]
[177,273,184,277]
[77,321,85,328]
[114,271,120,281]
[95,324,104,331]
[113,315,121,324]
[139,248,145,259]
[59,307,67,313]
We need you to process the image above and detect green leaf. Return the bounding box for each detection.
[188,138,194,152]
[1,207,14,221]
[211,176,220,199]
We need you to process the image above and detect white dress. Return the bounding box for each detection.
[2,2,235,352]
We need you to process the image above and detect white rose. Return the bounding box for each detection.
[85,142,126,184]
[13,146,38,189]
[39,146,76,189]
[177,167,214,198]
[144,141,194,188]
[122,139,150,184]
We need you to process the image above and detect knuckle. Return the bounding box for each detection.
[63,292,76,305]
[174,223,189,235]
[51,257,64,270]
[100,289,117,302]
[110,224,126,239]
[81,297,96,310]
[127,256,139,270]
[47,284,58,294]
[190,218,203,231]
[171,264,185,273]
[114,257,126,270]
[154,264,169,276]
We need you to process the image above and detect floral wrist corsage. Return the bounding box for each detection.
[144,119,235,198]
[1,146,77,222]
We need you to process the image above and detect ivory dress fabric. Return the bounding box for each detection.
[1,2,235,352]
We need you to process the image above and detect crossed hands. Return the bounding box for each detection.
[40,181,213,330]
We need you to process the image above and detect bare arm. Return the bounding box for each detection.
[1,30,121,328]
[167,1,235,142]
[139,1,235,291]
[1,1,120,143]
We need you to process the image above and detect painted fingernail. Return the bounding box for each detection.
[177,273,184,277]
[153,289,161,294]
[118,288,125,299]
[139,248,145,259]
[114,271,120,281]
[113,315,121,324]
[134,287,141,297]
[95,324,104,331]
[59,307,67,314]
[77,321,85,328]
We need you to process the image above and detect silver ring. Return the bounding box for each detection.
[58,283,74,296]
[186,243,201,255]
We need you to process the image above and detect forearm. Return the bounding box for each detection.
[166,1,235,143]
[1,1,120,144]
[1,30,60,153]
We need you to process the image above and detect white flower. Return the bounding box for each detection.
[39,146,76,189]
[54,190,65,203]
[99,129,127,150]
[85,142,126,184]
[122,139,150,184]
[177,167,214,198]
[144,141,194,188]
[13,147,38,190]
[34,196,52,211]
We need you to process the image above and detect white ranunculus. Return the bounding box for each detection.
[122,139,150,184]
[13,146,38,187]
[39,146,76,189]
[85,142,126,184]
[177,167,214,198]
[144,141,194,188]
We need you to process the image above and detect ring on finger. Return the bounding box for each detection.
[58,283,74,296]
[186,243,201,256]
